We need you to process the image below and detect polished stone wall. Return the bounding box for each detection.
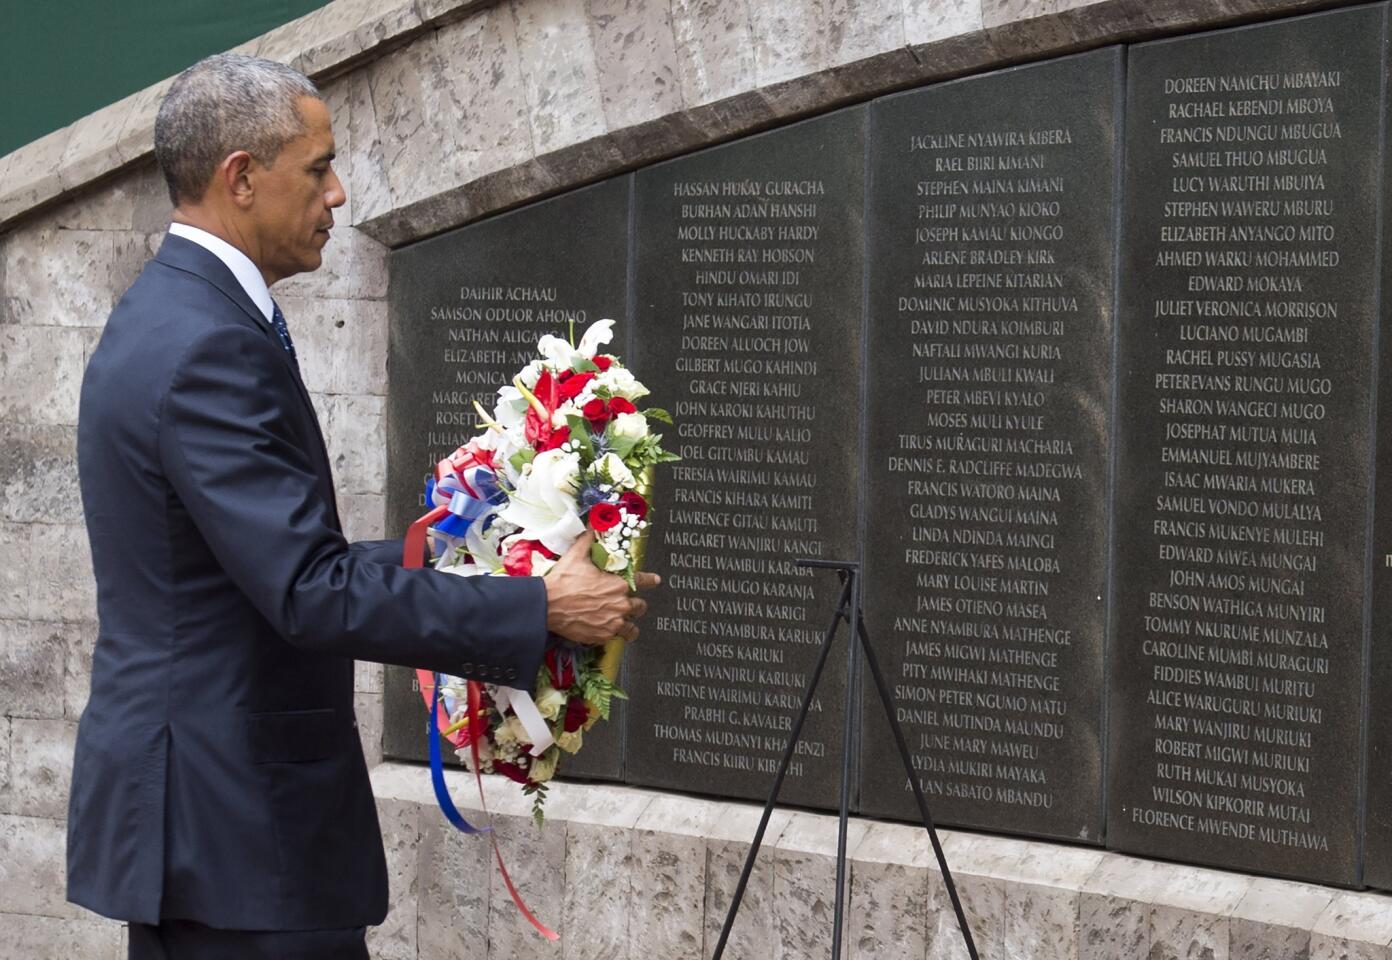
[3,0,1392,956]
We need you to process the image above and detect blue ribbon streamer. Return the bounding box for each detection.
[428,672,489,835]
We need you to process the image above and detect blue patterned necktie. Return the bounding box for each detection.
[270,300,299,368]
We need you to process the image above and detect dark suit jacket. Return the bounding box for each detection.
[67,234,547,929]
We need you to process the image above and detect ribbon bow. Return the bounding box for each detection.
[405,446,506,566]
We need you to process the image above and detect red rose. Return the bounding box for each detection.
[503,539,543,576]
[609,397,637,416]
[558,371,594,401]
[564,697,589,733]
[539,425,570,452]
[590,502,622,532]
[492,760,531,784]
[618,491,648,519]
[592,356,614,372]
[545,647,576,689]
[582,397,610,426]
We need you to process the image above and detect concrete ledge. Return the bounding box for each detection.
[369,762,1392,959]
[0,0,1358,240]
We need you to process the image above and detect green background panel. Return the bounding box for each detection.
[1,0,328,158]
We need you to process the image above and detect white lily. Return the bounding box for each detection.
[499,449,585,554]
[535,319,615,370]
[536,333,576,369]
[463,512,507,575]
[437,559,484,578]
[492,386,528,433]
[576,318,614,359]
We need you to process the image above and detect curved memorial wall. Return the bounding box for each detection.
[384,3,1392,890]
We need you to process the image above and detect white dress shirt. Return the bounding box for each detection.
[168,222,274,325]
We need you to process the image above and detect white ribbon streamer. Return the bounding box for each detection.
[493,686,555,757]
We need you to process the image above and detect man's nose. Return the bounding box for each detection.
[326,166,347,209]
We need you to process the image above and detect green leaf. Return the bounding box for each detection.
[509,447,536,473]
[604,422,639,460]
[581,674,627,721]
[572,357,600,374]
[644,407,674,425]
[524,781,549,826]
[590,540,610,569]
[565,414,596,459]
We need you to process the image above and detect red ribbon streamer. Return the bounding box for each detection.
[405,470,560,942]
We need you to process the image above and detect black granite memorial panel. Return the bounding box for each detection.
[382,176,633,781]
[1110,6,1386,886]
[1362,14,1392,892]
[856,49,1120,842]
[624,108,866,807]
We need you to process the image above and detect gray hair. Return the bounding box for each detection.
[154,53,319,205]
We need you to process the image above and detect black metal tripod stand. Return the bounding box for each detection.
[710,559,979,960]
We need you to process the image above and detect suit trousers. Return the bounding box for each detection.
[127,919,369,959]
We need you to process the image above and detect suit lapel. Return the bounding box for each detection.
[154,236,339,519]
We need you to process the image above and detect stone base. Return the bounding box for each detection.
[370,762,1392,959]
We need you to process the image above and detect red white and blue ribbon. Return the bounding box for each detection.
[405,450,559,941]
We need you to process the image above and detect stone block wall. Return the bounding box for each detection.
[3,0,1391,956]
[369,763,1392,960]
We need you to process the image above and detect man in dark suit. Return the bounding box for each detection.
[67,52,654,959]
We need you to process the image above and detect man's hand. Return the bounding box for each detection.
[545,532,661,646]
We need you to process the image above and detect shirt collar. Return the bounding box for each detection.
[167,222,274,324]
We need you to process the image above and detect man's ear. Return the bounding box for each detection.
[220,151,256,210]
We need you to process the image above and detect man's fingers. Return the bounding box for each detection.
[633,571,661,592]
[566,530,596,557]
[629,598,648,620]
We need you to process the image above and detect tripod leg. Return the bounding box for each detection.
[830,571,861,960]
[856,617,981,960]
[710,574,855,960]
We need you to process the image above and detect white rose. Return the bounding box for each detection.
[595,452,636,490]
[596,366,649,400]
[535,685,567,720]
[530,747,560,783]
[610,412,649,443]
